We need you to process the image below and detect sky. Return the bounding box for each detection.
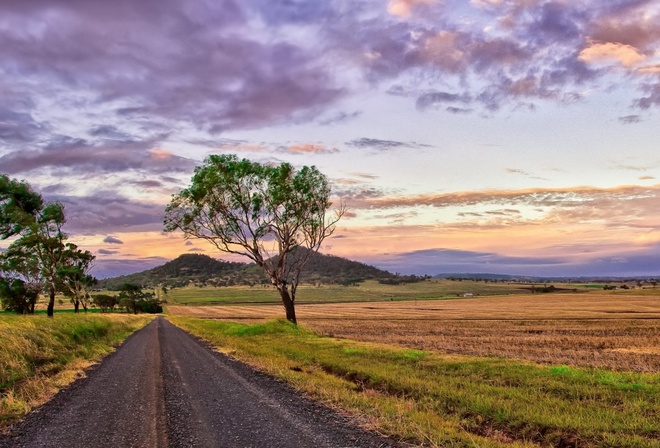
[1,0,660,278]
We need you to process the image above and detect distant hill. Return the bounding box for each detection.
[98,251,412,289]
[98,254,247,290]
[434,273,660,283]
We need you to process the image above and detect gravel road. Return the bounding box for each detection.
[0,317,406,448]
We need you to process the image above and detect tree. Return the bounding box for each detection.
[1,174,89,317]
[59,243,97,313]
[0,278,39,314]
[1,174,44,239]
[0,241,44,314]
[93,294,119,313]
[117,283,160,314]
[15,202,68,317]
[164,154,344,324]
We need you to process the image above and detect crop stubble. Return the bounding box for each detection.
[167,293,660,372]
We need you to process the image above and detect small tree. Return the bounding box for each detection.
[117,283,159,314]
[93,294,118,313]
[59,243,97,313]
[0,277,39,314]
[0,241,44,314]
[164,154,343,324]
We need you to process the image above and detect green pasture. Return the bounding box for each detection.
[160,279,618,305]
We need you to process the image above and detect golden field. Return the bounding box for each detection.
[166,293,660,372]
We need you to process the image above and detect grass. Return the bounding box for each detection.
[169,317,660,448]
[163,279,560,305]
[0,314,153,428]
[166,293,660,372]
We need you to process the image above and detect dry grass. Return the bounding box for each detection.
[167,293,660,372]
[0,314,152,428]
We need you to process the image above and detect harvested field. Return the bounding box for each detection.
[167,293,660,372]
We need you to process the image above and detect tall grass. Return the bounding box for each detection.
[170,317,660,448]
[0,314,152,427]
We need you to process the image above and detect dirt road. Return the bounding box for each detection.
[0,317,403,448]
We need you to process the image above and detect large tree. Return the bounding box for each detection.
[1,174,90,316]
[164,154,343,324]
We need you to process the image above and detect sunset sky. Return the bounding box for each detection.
[1,0,660,278]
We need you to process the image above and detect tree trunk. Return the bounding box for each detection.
[74,300,80,313]
[278,287,297,325]
[47,286,55,317]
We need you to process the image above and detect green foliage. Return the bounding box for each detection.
[99,251,408,291]
[0,175,93,316]
[99,253,247,290]
[0,278,38,314]
[164,154,343,323]
[117,283,162,314]
[92,294,119,313]
[0,174,44,239]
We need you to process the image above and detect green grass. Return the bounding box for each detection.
[0,314,153,426]
[164,280,543,305]
[170,317,660,448]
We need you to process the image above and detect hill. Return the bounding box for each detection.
[98,251,415,289]
[98,254,247,290]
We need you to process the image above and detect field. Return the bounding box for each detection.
[163,279,578,304]
[171,317,660,447]
[166,290,660,372]
[166,284,660,446]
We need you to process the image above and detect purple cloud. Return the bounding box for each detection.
[103,236,124,245]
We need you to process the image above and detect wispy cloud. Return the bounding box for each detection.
[103,236,124,245]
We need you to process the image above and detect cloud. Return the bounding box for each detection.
[579,41,646,68]
[91,256,169,279]
[0,1,345,142]
[619,114,642,124]
[639,176,655,180]
[347,138,409,151]
[317,111,362,125]
[0,136,196,176]
[416,91,471,110]
[98,249,120,255]
[103,236,124,245]
[358,184,660,210]
[388,0,434,18]
[47,191,167,234]
[364,244,660,277]
[283,143,339,154]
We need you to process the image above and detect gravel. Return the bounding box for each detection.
[0,317,408,448]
